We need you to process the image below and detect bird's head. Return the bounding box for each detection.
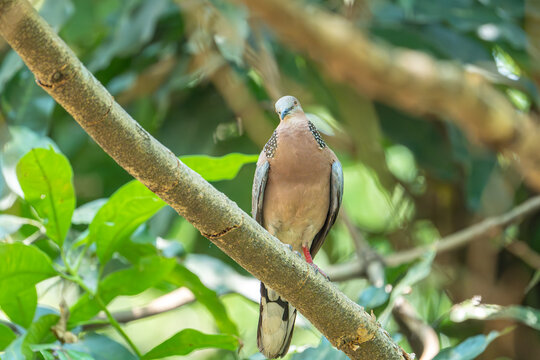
[275,95,303,121]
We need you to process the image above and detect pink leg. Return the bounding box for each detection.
[302,246,329,280]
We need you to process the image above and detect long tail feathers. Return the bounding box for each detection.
[257,282,297,359]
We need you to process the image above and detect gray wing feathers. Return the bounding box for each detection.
[309,160,344,257]
[252,160,270,224]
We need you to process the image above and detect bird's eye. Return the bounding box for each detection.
[293,101,298,105]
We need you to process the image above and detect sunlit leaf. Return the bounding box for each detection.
[22,313,60,358]
[180,153,259,182]
[2,335,25,359]
[0,287,37,328]
[1,127,59,197]
[90,181,165,264]
[142,328,239,359]
[16,148,75,246]
[168,264,239,336]
[64,333,136,360]
[69,256,176,325]
[0,322,16,351]
[434,330,503,360]
[0,243,56,304]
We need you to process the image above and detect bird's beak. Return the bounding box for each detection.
[280,107,292,120]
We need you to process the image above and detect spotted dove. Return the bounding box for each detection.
[252,95,344,359]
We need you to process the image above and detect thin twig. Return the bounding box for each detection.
[327,195,540,281]
[505,240,540,270]
[82,287,196,331]
[385,195,540,267]
[341,211,385,287]
[392,297,440,360]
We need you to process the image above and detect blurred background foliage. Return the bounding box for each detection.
[0,0,539,359]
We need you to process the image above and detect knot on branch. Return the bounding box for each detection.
[35,64,69,89]
[201,221,242,239]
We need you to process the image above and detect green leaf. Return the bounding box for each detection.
[2,334,25,359]
[0,322,16,350]
[40,350,56,360]
[16,148,75,246]
[450,299,540,331]
[357,286,390,309]
[168,264,238,336]
[290,337,348,360]
[0,126,58,196]
[22,313,60,358]
[379,250,435,325]
[69,256,176,325]
[180,153,259,182]
[0,286,37,328]
[31,344,96,360]
[0,243,56,304]
[142,328,239,359]
[433,330,502,360]
[64,333,136,360]
[90,180,165,264]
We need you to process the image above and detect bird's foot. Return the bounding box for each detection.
[310,263,330,281]
[282,243,302,258]
[302,246,330,281]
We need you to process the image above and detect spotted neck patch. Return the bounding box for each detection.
[308,121,326,149]
[264,130,278,158]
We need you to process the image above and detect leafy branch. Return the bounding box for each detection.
[233,0,540,191]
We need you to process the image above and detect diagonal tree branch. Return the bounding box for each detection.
[234,0,540,191]
[0,1,408,359]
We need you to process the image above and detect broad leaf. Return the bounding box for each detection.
[0,127,58,198]
[0,243,56,304]
[168,264,238,336]
[434,330,502,360]
[16,148,75,246]
[142,329,239,359]
[69,256,176,325]
[64,333,136,360]
[180,153,259,182]
[36,347,95,360]
[2,335,25,360]
[0,286,37,328]
[22,313,60,358]
[0,322,16,350]
[90,181,165,264]
[290,337,348,360]
[357,285,390,309]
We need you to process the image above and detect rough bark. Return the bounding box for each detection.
[0,0,407,359]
